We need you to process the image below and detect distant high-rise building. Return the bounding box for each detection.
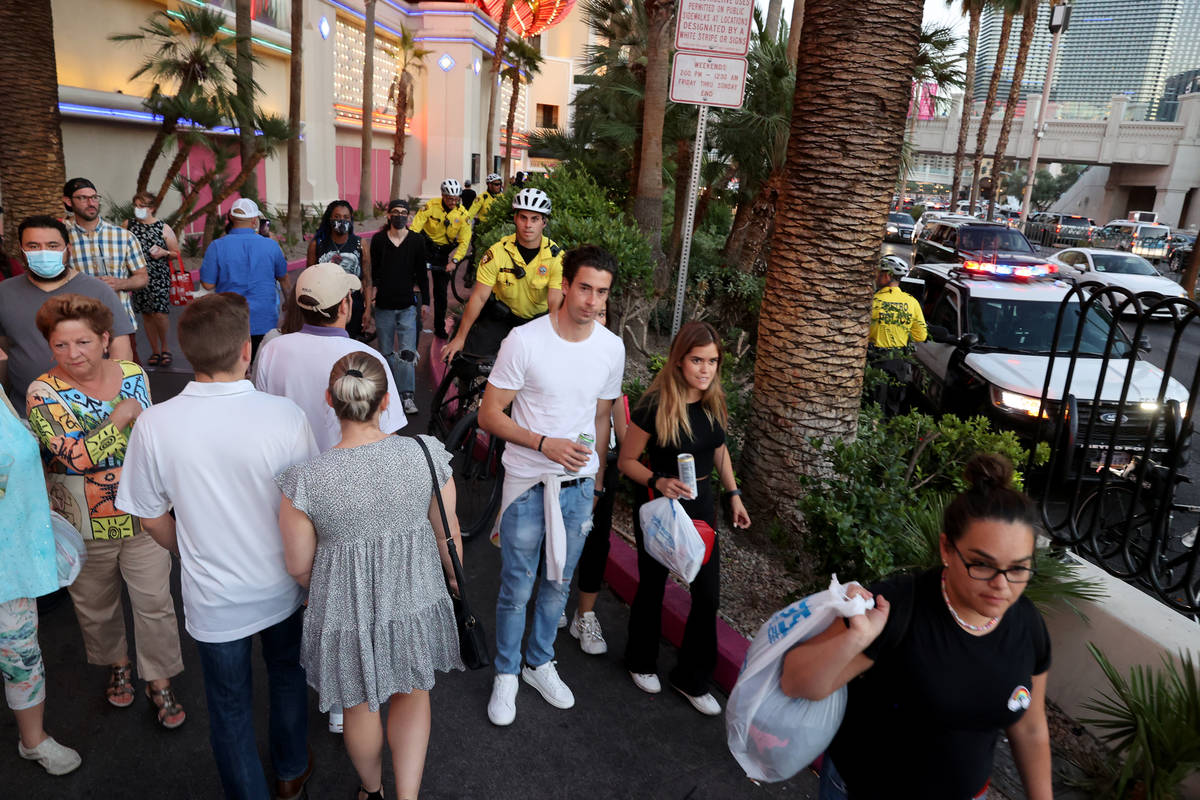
[974,0,1200,120]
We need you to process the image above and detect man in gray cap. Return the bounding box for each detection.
[200,198,289,357]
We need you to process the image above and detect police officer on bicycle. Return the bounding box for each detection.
[410,178,472,338]
[469,173,504,221]
[442,187,562,363]
[869,255,927,416]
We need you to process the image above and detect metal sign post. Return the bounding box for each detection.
[671,105,709,337]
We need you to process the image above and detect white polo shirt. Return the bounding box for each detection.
[254,326,408,452]
[116,380,319,643]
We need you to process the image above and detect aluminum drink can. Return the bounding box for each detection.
[677,453,697,499]
[568,433,595,474]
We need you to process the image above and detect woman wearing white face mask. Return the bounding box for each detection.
[123,192,179,368]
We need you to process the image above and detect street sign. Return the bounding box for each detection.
[669,53,748,108]
[674,0,754,56]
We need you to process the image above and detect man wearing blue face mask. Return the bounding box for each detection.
[0,216,134,415]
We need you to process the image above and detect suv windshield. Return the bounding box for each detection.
[967,298,1131,357]
[957,228,1036,254]
[889,212,913,223]
[1091,253,1158,275]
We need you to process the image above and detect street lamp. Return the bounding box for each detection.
[1019,2,1071,228]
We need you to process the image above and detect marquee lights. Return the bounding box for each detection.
[471,0,576,37]
[438,53,456,72]
[319,16,331,39]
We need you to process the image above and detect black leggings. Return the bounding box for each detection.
[576,455,620,594]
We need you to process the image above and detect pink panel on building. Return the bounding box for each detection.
[179,147,268,236]
[335,144,393,212]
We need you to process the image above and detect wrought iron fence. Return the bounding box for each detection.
[1028,282,1200,616]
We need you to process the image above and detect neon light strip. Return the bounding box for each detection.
[59,102,264,136]
[168,6,292,55]
[379,0,502,37]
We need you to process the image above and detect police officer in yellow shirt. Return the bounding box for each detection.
[410,178,472,338]
[468,173,504,221]
[869,255,927,416]
[442,188,563,363]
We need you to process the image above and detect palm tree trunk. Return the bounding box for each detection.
[389,73,412,202]
[766,0,784,39]
[181,152,266,227]
[723,194,753,263]
[153,138,194,208]
[949,2,980,206]
[743,0,921,529]
[733,174,782,274]
[0,0,67,273]
[485,0,515,174]
[786,0,806,67]
[359,0,378,215]
[969,7,1014,214]
[694,161,738,232]
[986,1,1037,219]
[633,0,674,281]
[234,0,258,201]
[286,0,304,241]
[503,74,520,181]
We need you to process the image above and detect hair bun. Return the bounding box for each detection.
[964,453,1014,493]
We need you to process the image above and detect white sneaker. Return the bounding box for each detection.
[630,671,662,694]
[569,611,609,655]
[557,610,568,629]
[328,709,343,734]
[402,394,419,415]
[18,736,81,775]
[521,661,575,709]
[487,674,518,726]
[674,686,722,716]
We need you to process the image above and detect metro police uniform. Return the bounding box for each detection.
[465,234,564,354]
[868,285,927,416]
[410,197,472,336]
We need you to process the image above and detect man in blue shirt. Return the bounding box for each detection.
[199,198,289,357]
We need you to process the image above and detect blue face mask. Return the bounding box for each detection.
[24,249,67,279]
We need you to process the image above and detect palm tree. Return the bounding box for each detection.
[110,6,243,195]
[501,38,545,181]
[741,0,922,525]
[949,0,984,206]
[234,0,257,202]
[485,0,517,174]
[765,0,784,39]
[360,0,378,216]
[968,0,1017,213]
[0,0,67,270]
[632,0,675,276]
[985,0,1045,218]
[385,26,432,201]
[286,0,304,241]
[901,23,963,188]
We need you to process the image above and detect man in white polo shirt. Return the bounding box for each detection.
[116,293,319,800]
[255,262,407,452]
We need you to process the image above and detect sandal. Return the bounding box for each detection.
[147,353,162,367]
[159,351,174,367]
[106,664,135,708]
[356,786,384,800]
[145,684,187,729]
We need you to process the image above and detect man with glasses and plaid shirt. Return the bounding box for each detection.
[62,178,148,333]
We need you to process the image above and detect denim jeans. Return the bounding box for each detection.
[374,305,419,394]
[194,607,308,800]
[494,478,594,675]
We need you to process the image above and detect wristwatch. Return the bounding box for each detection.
[649,472,669,492]
[594,487,607,498]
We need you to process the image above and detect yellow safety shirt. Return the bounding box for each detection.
[409,198,472,262]
[870,286,928,349]
[468,191,501,221]
[475,234,564,319]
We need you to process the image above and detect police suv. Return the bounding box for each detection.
[905,259,1190,471]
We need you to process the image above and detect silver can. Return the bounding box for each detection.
[567,432,595,474]
[677,453,697,499]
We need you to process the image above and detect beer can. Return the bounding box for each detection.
[677,453,697,499]
[567,433,595,474]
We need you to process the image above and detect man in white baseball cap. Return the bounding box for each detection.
[200,197,287,356]
[255,262,407,452]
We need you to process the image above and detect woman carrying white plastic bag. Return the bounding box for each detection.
[637,496,706,583]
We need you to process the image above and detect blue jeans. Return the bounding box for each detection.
[194,608,308,800]
[494,479,593,675]
[374,305,419,394]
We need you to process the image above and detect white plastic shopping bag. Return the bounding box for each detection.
[638,496,705,583]
[50,510,87,588]
[726,574,875,783]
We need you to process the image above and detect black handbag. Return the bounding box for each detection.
[411,436,491,670]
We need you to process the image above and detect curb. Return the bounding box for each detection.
[603,530,750,694]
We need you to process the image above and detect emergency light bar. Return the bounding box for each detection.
[961,260,1058,279]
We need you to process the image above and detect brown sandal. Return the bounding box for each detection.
[146,684,187,729]
[106,664,135,708]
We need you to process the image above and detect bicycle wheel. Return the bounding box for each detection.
[1073,484,1156,578]
[444,410,504,539]
[450,256,474,303]
[427,370,461,439]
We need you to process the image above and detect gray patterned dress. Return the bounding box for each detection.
[276,435,463,712]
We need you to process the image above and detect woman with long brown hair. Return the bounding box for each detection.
[618,321,750,715]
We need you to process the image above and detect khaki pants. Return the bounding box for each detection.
[67,533,184,682]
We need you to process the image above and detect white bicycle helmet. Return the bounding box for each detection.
[513,187,552,215]
[485,173,503,184]
[440,178,463,197]
[879,255,909,278]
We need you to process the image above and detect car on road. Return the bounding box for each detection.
[912,218,1043,270]
[905,261,1190,472]
[1169,238,1194,273]
[1047,248,1188,317]
[1087,220,1172,262]
[1165,233,1196,271]
[1025,212,1092,247]
[885,212,915,243]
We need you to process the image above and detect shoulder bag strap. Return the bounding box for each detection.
[410,435,468,594]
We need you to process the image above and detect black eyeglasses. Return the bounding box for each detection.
[949,542,1036,583]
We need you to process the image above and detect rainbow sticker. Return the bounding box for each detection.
[1006,685,1032,712]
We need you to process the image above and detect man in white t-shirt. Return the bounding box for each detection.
[255,262,407,452]
[116,293,319,800]
[479,245,625,727]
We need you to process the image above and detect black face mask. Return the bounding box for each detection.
[389,215,407,229]
[333,219,352,235]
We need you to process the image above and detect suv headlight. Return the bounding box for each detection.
[886,225,898,233]
[991,388,1048,417]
